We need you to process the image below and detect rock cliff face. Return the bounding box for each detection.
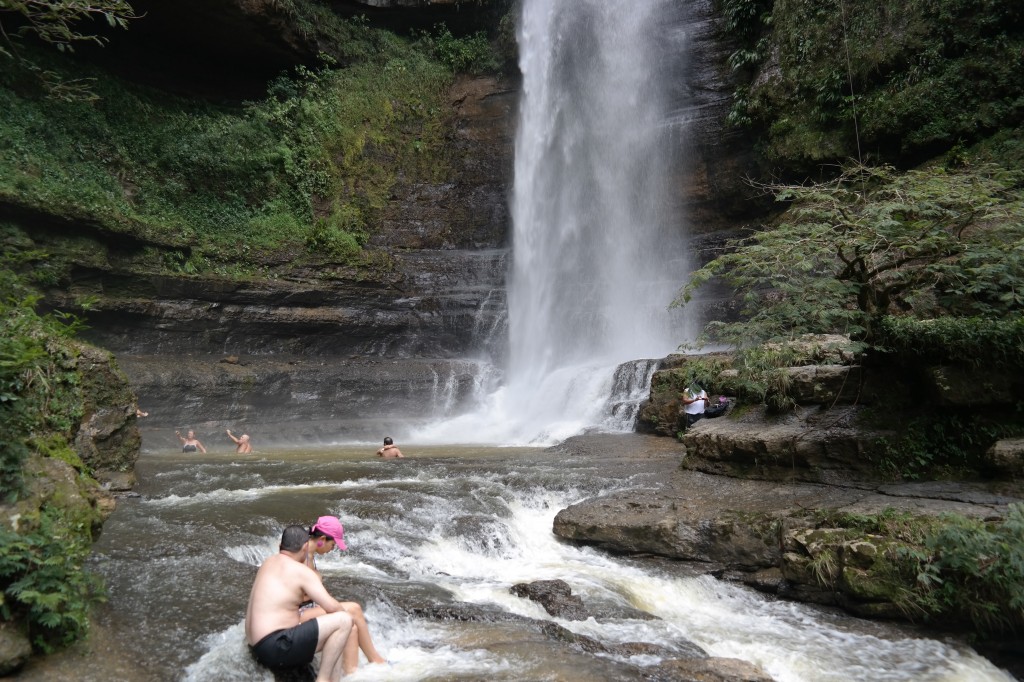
[38,69,517,442]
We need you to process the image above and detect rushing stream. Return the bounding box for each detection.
[30,439,1013,682]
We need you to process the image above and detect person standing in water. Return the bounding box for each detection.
[227,429,253,453]
[376,437,404,459]
[175,430,206,453]
[245,525,358,679]
[298,516,388,666]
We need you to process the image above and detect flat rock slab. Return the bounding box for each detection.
[552,434,1023,568]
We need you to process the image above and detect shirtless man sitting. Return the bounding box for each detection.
[245,525,359,680]
[227,429,253,454]
[376,437,404,459]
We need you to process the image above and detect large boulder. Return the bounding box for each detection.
[511,579,589,621]
[0,622,32,677]
[985,438,1024,477]
[72,342,140,483]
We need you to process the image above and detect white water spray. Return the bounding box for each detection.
[417,0,693,445]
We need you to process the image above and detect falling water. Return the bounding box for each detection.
[416,0,693,445]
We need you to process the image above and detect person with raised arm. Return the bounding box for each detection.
[175,430,206,453]
[227,429,253,453]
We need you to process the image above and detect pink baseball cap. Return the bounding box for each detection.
[312,516,347,551]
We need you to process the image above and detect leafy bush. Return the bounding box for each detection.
[719,0,1024,168]
[0,506,105,652]
[0,267,106,653]
[809,506,1024,635]
[0,24,452,271]
[0,268,85,501]
[421,24,499,74]
[677,163,1024,351]
[877,316,1024,369]
[870,413,1009,480]
[904,503,1024,634]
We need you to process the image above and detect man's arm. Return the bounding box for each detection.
[227,430,240,444]
[296,565,344,613]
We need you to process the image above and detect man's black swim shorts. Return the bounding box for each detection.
[250,620,319,669]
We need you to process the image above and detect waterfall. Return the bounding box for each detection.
[600,359,663,431]
[415,0,694,445]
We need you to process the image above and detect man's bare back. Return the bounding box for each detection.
[377,444,404,459]
[246,553,310,643]
[376,437,404,459]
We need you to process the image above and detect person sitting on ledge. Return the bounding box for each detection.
[376,437,404,459]
[298,516,388,666]
[245,525,358,679]
[679,384,709,430]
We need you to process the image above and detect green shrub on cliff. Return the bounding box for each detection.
[677,162,1024,351]
[0,268,106,652]
[0,269,85,499]
[418,24,500,74]
[806,506,1024,635]
[0,20,451,272]
[910,503,1024,634]
[0,506,104,652]
[718,0,1024,169]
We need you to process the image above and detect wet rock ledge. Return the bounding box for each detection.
[549,432,1023,667]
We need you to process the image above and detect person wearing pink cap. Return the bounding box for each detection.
[245,525,358,679]
[299,516,387,666]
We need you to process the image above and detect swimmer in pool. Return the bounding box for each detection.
[227,429,252,454]
[175,430,206,453]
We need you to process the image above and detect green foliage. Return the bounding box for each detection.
[306,213,363,262]
[677,163,1024,351]
[724,0,1024,167]
[809,506,1024,635]
[729,344,800,412]
[0,0,137,55]
[0,505,105,652]
[811,507,933,543]
[0,266,112,654]
[902,504,1024,634]
[0,0,138,100]
[0,26,452,270]
[718,0,773,80]
[417,23,499,74]
[877,316,1024,369]
[0,267,86,501]
[870,413,1008,480]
